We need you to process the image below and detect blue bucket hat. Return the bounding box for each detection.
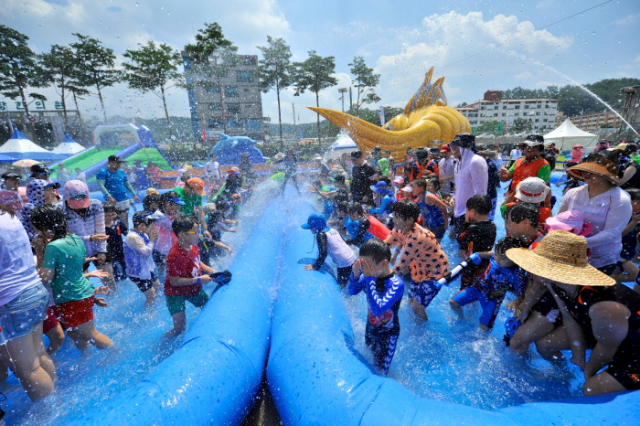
[370,181,392,195]
[301,212,330,233]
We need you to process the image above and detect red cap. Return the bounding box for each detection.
[440,144,450,153]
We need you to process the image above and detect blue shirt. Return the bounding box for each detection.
[96,168,130,202]
[134,166,150,189]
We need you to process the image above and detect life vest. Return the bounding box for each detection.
[509,156,549,192]
[414,160,439,179]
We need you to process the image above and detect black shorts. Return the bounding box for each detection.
[337,266,352,287]
[152,250,166,266]
[450,215,467,240]
[129,272,158,293]
[111,259,127,282]
[605,346,640,390]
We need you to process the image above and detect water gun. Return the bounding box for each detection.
[433,253,483,290]
[366,215,391,241]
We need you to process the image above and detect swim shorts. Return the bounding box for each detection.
[152,249,166,266]
[165,289,209,316]
[452,286,501,329]
[129,272,158,293]
[43,307,60,334]
[0,284,48,345]
[111,258,127,282]
[53,296,95,329]
[408,280,441,308]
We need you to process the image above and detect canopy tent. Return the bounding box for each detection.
[51,132,87,155]
[323,132,359,161]
[544,119,598,152]
[0,128,64,162]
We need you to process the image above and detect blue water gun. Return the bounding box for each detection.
[433,253,483,290]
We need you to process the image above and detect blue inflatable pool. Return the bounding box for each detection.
[54,181,639,425]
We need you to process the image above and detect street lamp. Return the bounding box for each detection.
[338,88,348,112]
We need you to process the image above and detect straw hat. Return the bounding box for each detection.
[506,231,615,286]
[567,155,620,185]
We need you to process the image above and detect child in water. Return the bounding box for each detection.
[302,212,357,288]
[349,238,404,375]
[449,237,526,330]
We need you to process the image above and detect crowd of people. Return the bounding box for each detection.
[301,134,640,396]
[1,133,640,408]
[0,155,236,402]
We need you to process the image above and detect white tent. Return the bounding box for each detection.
[51,133,86,155]
[323,132,359,160]
[544,119,598,152]
[0,128,63,162]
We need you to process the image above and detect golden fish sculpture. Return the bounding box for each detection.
[309,67,471,161]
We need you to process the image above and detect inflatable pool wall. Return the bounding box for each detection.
[72,198,288,426]
[266,196,640,426]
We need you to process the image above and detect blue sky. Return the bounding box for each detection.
[1,0,638,126]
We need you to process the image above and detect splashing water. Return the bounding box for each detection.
[490,43,638,135]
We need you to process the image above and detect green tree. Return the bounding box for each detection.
[0,25,52,143]
[348,56,381,115]
[291,50,338,145]
[70,34,119,124]
[39,45,76,126]
[183,22,234,65]
[510,117,533,133]
[122,41,184,137]
[256,36,292,149]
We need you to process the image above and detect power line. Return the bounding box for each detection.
[438,0,615,70]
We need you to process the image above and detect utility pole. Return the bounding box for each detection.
[338,88,348,112]
[349,87,353,111]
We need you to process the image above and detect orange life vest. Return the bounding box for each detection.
[509,156,549,192]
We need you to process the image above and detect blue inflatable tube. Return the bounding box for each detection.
[267,199,640,426]
[73,199,288,425]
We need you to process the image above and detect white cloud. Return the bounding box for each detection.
[613,13,640,26]
[373,12,573,108]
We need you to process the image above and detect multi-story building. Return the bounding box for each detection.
[554,110,622,133]
[182,53,267,141]
[455,91,558,132]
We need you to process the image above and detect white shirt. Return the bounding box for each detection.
[510,149,522,161]
[558,185,632,268]
[204,160,221,181]
[453,148,488,218]
[0,212,42,306]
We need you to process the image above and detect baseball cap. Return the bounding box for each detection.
[451,133,475,149]
[63,180,90,209]
[401,185,414,193]
[1,171,21,180]
[30,164,50,176]
[45,182,60,190]
[132,211,158,227]
[186,177,206,196]
[164,197,186,206]
[227,167,240,177]
[393,176,404,185]
[108,155,126,163]
[523,134,544,147]
[514,177,549,203]
[439,144,450,153]
[545,210,592,237]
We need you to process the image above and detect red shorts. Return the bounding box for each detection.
[42,307,60,334]
[52,296,94,329]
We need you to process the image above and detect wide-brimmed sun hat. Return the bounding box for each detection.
[567,154,620,185]
[572,144,583,149]
[506,230,615,286]
[515,177,549,203]
[370,181,392,195]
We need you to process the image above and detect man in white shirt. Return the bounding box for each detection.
[508,143,523,168]
[57,163,70,187]
[204,153,221,190]
[74,168,87,184]
[438,144,457,196]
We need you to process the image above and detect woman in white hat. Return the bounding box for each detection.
[506,231,640,396]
